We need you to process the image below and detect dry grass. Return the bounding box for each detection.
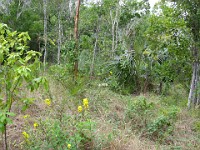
[1,78,200,150]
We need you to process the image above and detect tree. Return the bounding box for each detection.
[167,0,200,108]
[74,0,81,79]
[43,0,48,70]
[0,23,46,150]
[144,2,191,94]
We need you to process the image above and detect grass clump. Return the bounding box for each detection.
[147,107,179,143]
[125,95,180,143]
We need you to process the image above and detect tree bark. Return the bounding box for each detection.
[195,63,200,105]
[159,81,162,94]
[90,22,99,78]
[69,0,73,18]
[73,0,81,79]
[115,4,119,52]
[110,9,116,58]
[57,8,62,65]
[188,46,199,109]
[43,0,47,71]
[188,64,194,109]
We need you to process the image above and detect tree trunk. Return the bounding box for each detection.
[195,63,200,105]
[43,0,47,71]
[57,8,62,65]
[188,46,199,109]
[159,81,163,94]
[188,62,198,108]
[110,10,115,58]
[69,0,73,18]
[90,23,99,78]
[3,124,7,150]
[73,0,81,79]
[115,4,119,52]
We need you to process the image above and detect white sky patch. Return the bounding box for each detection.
[149,0,160,8]
[86,0,160,8]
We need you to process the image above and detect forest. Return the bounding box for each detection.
[0,0,200,149]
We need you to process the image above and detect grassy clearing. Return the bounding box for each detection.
[1,75,200,150]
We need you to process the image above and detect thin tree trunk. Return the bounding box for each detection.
[159,81,162,94]
[194,62,199,105]
[3,124,7,150]
[110,10,115,58]
[196,65,200,106]
[69,0,73,18]
[38,35,41,53]
[57,8,62,65]
[188,62,196,109]
[188,46,198,109]
[90,24,99,78]
[115,5,119,52]
[3,69,8,150]
[73,0,81,79]
[43,0,47,71]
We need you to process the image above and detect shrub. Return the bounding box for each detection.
[193,121,200,133]
[0,23,46,149]
[146,106,179,142]
[125,96,154,129]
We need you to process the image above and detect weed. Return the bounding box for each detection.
[147,106,179,142]
[125,96,154,130]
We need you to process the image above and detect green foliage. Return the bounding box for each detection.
[0,110,15,132]
[49,65,88,99]
[107,51,138,94]
[0,0,43,51]
[193,121,200,133]
[161,84,188,107]
[0,23,46,134]
[0,0,199,149]
[147,106,179,142]
[147,115,174,141]
[22,103,96,150]
[125,95,179,143]
[125,96,154,129]
[144,3,191,92]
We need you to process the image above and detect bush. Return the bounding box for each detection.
[125,96,154,129]
[107,51,138,94]
[125,95,179,143]
[147,106,179,142]
[193,121,200,133]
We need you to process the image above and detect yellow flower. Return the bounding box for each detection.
[22,131,29,139]
[78,106,83,112]
[23,115,30,119]
[67,144,71,149]
[44,99,51,106]
[33,122,38,128]
[83,98,89,109]
[110,71,113,75]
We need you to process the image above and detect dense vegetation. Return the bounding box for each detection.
[0,0,200,149]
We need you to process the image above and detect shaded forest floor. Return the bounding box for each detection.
[1,75,200,150]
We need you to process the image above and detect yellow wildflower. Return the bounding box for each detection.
[44,99,51,106]
[33,122,38,129]
[23,115,30,119]
[22,131,29,139]
[67,143,71,149]
[78,106,83,112]
[143,50,150,55]
[83,98,89,109]
[110,71,113,75]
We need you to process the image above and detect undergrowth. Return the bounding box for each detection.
[1,67,200,150]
